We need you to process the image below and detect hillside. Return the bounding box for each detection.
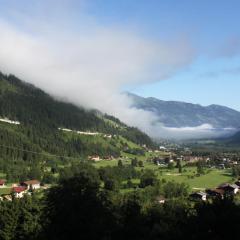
[0,72,154,171]
[127,92,240,129]
[223,131,240,145]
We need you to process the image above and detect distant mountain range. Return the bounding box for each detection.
[127,93,240,130]
[224,131,240,144]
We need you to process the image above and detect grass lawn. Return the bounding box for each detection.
[0,172,6,178]
[0,188,12,195]
[187,170,233,189]
[120,151,170,162]
[93,159,120,168]
[94,158,235,191]
[157,168,233,190]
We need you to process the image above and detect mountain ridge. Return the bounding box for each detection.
[127,92,240,129]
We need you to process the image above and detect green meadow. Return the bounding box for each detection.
[94,159,234,191]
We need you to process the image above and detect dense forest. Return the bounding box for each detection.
[0,71,155,179]
[0,72,153,144]
[0,162,239,240]
[2,72,238,240]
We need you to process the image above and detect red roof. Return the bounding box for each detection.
[12,186,27,193]
[0,179,6,185]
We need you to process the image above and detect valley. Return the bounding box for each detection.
[1,71,240,239]
[1,1,240,239]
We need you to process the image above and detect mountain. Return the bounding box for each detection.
[127,93,240,129]
[223,131,240,144]
[0,72,154,170]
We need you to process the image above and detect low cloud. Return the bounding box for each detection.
[0,4,219,140]
[159,124,237,140]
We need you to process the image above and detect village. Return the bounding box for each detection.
[189,181,240,202]
[0,179,42,201]
[1,142,240,204]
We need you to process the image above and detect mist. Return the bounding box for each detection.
[0,5,228,140]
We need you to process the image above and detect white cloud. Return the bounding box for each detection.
[0,7,205,140]
[160,124,237,140]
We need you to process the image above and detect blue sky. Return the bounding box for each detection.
[85,0,240,109]
[87,0,240,110]
[1,0,240,110]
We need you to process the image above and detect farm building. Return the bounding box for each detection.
[12,186,27,198]
[190,192,207,201]
[21,180,41,190]
[217,183,239,195]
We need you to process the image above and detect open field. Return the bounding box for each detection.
[0,172,6,178]
[94,159,234,191]
[0,188,12,195]
[157,168,233,189]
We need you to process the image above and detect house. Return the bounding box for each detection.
[235,180,240,187]
[159,146,166,150]
[0,179,6,187]
[88,155,101,161]
[206,188,225,199]
[153,158,166,166]
[190,192,207,201]
[12,186,27,198]
[21,180,41,190]
[218,183,239,195]
[104,134,112,139]
[156,196,166,204]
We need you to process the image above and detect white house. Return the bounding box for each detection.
[156,196,166,204]
[21,180,41,190]
[12,186,27,198]
[88,155,101,161]
[190,192,207,201]
[159,146,166,150]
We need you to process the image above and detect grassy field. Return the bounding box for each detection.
[0,188,12,195]
[0,172,6,178]
[93,159,121,168]
[94,159,234,191]
[157,168,233,190]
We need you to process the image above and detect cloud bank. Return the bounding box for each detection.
[0,4,227,140]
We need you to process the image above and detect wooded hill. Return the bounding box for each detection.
[0,72,154,167]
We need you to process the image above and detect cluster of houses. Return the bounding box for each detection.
[190,181,240,201]
[0,179,41,201]
[88,155,115,162]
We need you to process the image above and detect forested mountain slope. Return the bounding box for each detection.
[0,72,154,166]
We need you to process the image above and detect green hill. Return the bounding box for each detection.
[0,71,154,181]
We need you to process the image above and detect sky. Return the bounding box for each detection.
[0,0,240,139]
[91,0,240,110]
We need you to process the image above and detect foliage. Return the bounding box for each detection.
[0,195,42,240]
[232,165,240,177]
[139,169,158,188]
[0,164,240,239]
[0,71,155,184]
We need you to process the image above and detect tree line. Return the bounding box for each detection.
[1,163,240,240]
